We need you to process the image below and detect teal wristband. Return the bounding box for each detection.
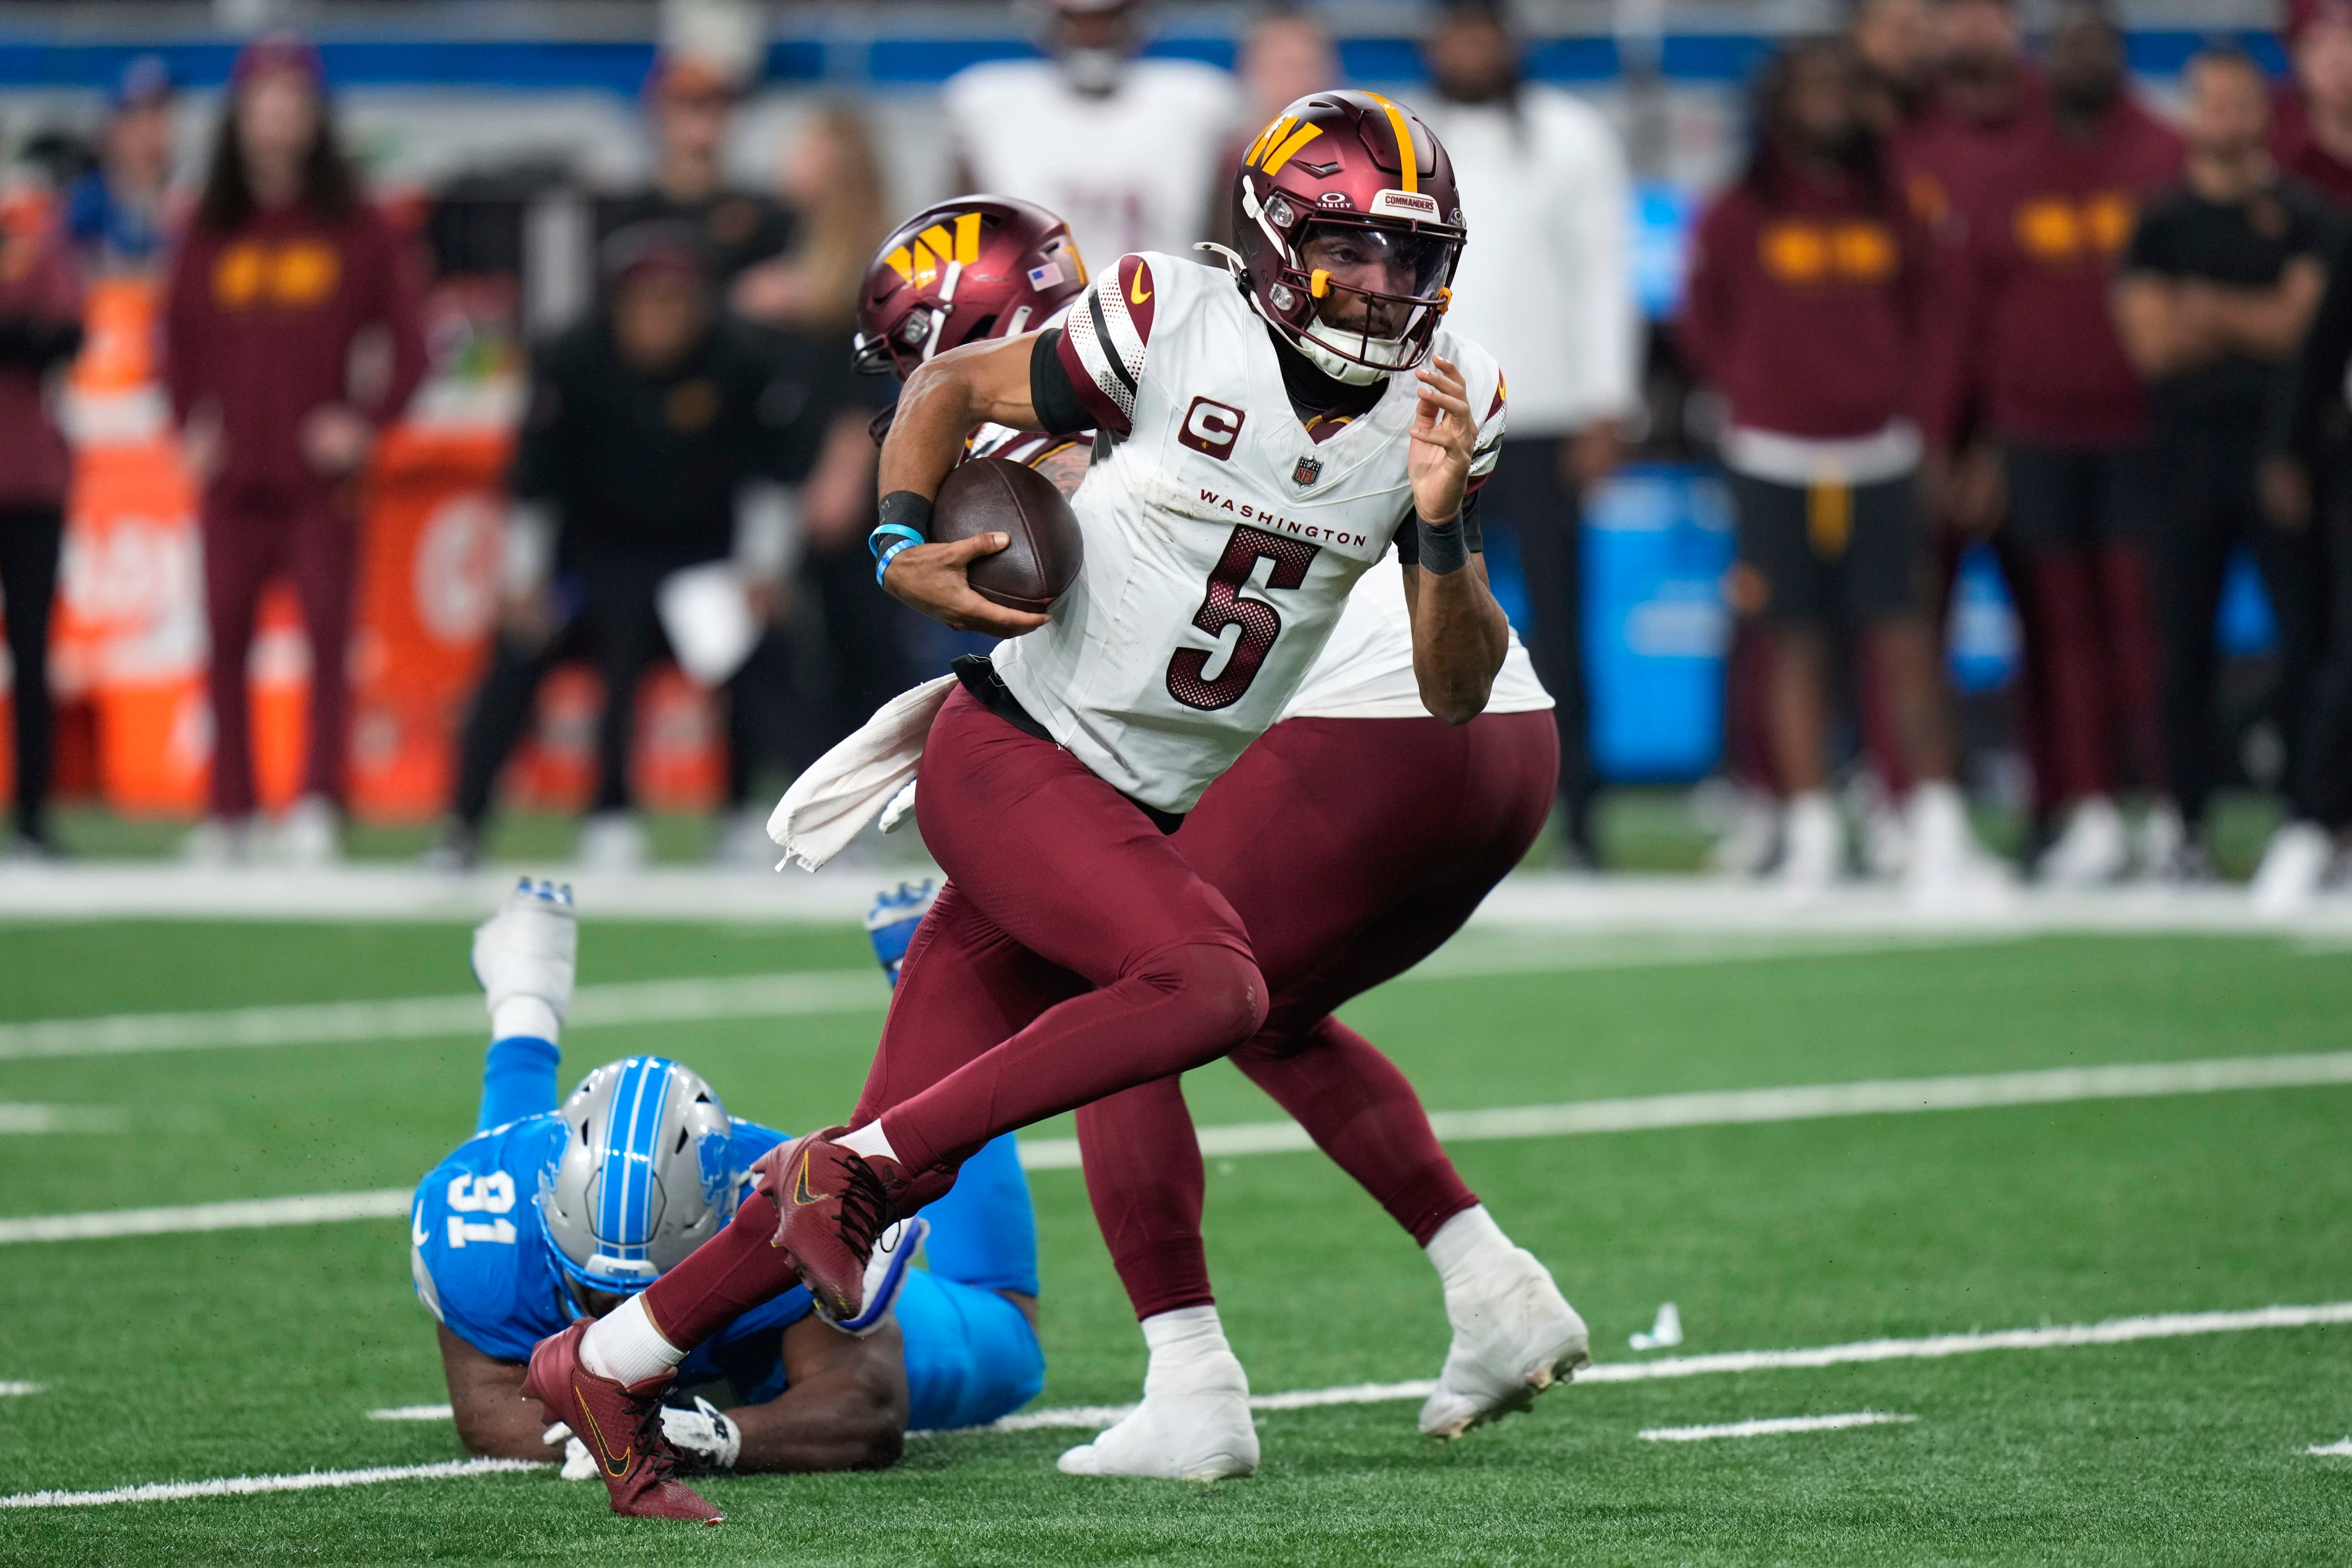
[875,537,919,587]
[868,522,926,560]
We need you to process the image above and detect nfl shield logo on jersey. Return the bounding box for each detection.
[1292,454,1324,489]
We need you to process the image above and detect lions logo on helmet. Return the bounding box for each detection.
[540,1057,739,1295]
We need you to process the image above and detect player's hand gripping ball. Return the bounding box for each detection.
[929,457,1085,614]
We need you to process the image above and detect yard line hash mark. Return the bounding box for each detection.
[2307,1438,2352,1457]
[0,1103,124,1134]
[0,1457,548,1509]
[0,1383,40,1397]
[368,1405,455,1421]
[1638,1412,1918,1441]
[12,1051,2352,1245]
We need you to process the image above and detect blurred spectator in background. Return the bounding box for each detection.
[163,34,426,867]
[944,0,1240,272]
[64,54,177,277]
[437,225,833,872]
[2272,0,2352,208]
[2113,48,2329,884]
[603,56,796,313]
[0,199,83,858]
[1852,0,1934,142]
[1929,3,2179,885]
[1419,0,1636,869]
[1680,38,2000,907]
[1208,8,1342,250]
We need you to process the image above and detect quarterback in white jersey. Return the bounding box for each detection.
[943,1,1240,274]
[562,99,1581,1519]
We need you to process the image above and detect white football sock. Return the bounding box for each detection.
[838,1121,899,1164]
[579,1294,684,1386]
[491,996,561,1045]
[1425,1205,1515,1294]
[1140,1305,1235,1389]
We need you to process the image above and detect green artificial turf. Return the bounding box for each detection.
[1,920,2348,1565]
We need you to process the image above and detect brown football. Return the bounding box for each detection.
[930,456,1084,613]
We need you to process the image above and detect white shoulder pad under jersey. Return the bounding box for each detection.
[990,251,1508,812]
[1281,553,1553,721]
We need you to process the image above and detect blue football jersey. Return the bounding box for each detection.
[411,1113,809,1401]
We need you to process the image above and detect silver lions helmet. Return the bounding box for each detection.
[541,1056,740,1294]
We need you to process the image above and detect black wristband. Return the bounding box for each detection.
[877,490,933,543]
[1416,513,1470,576]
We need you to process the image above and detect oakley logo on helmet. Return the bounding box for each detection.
[1370,190,1439,221]
[1178,396,1247,459]
[1317,192,1352,209]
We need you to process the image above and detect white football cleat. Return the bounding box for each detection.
[471,878,578,1030]
[181,817,247,867]
[576,810,649,874]
[1904,781,2013,915]
[2037,796,2129,888]
[1775,792,1843,899]
[2251,820,2334,919]
[1057,1354,1259,1481]
[1417,1248,1590,1441]
[278,793,341,868]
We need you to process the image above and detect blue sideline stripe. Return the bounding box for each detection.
[0,29,2289,92]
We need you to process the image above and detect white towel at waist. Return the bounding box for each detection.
[767,674,958,871]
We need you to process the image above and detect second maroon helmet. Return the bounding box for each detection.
[854,197,1089,379]
[1228,90,1466,384]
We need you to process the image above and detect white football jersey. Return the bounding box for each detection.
[991,251,1508,812]
[1281,554,1553,721]
[942,59,1242,276]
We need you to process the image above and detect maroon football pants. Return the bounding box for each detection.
[1079,708,1558,1320]
[199,480,358,819]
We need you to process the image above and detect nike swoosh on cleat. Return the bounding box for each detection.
[793,1149,818,1207]
[574,1391,632,1478]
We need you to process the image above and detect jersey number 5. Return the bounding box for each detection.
[1166,525,1321,711]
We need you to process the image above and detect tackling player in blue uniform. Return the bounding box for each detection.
[411,880,1043,1497]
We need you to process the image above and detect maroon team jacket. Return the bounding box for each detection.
[162,201,427,496]
[1677,158,1940,441]
[1927,98,2185,450]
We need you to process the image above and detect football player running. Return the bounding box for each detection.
[417,880,1043,1521]
[851,194,1585,1480]
[541,91,1542,1519]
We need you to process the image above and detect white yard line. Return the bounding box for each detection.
[2307,1438,2352,1457]
[0,1383,40,1396]
[1638,1411,1917,1442]
[13,1051,2352,1244]
[0,1189,410,1245]
[1005,1304,2352,1429]
[930,1301,2352,1433]
[0,971,888,1062]
[0,1103,124,1134]
[0,1457,548,1510]
[368,1405,454,1422]
[1008,1050,2352,1170]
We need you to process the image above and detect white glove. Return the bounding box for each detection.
[472,878,577,1038]
[543,1422,597,1482]
[878,780,918,835]
[661,1396,743,1473]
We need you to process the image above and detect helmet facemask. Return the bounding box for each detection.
[1248,195,1462,384]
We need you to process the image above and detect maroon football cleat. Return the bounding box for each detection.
[522,1320,722,1524]
[752,1128,898,1323]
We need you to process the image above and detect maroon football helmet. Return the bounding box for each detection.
[853,196,1089,380]
[1225,90,1466,384]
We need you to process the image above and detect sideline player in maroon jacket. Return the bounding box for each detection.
[2273,0,2352,209]
[1929,5,2180,885]
[162,34,426,865]
[1680,39,2002,907]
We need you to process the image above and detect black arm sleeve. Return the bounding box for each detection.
[1390,490,1482,565]
[1029,327,1093,437]
[0,315,85,372]
[2277,248,2352,461]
